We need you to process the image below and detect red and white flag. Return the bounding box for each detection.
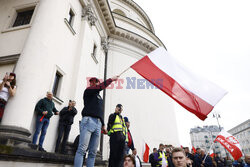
[214,130,243,160]
[143,142,150,162]
[131,47,227,120]
[209,149,214,157]
[192,146,197,153]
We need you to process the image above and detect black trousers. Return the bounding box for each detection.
[108,132,126,167]
[55,123,71,153]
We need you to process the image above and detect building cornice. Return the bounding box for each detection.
[112,12,163,47]
[228,119,250,133]
[0,54,20,65]
[117,0,155,33]
[94,0,164,52]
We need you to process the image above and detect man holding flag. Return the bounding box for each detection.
[74,76,119,167]
[32,91,59,152]
[200,149,213,167]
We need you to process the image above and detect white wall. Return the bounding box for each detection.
[0,0,37,57]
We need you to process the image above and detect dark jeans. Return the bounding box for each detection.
[0,99,7,122]
[32,115,50,148]
[108,132,126,167]
[125,143,130,154]
[55,123,71,153]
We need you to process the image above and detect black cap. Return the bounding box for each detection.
[116,104,122,108]
[89,77,100,83]
[124,117,129,123]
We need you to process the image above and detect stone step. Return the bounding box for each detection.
[0,144,107,166]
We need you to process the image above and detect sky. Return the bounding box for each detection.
[134,0,250,147]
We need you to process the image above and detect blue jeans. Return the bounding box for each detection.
[125,143,130,154]
[32,115,50,148]
[74,116,102,167]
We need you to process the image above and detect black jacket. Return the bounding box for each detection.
[186,152,194,161]
[59,106,77,125]
[35,97,58,119]
[127,129,135,150]
[149,153,157,167]
[215,157,224,167]
[194,153,202,167]
[81,78,113,126]
[202,155,213,167]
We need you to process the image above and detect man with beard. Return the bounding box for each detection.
[74,76,119,167]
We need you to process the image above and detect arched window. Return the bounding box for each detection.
[113,9,126,17]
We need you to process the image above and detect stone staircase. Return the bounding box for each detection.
[0,144,107,167]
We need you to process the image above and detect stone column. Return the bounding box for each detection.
[0,0,60,146]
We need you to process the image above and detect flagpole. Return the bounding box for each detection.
[119,67,131,76]
[203,142,215,162]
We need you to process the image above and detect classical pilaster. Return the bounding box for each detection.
[82,4,97,26]
[101,37,109,53]
[0,0,59,146]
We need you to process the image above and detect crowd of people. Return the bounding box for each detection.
[0,73,140,166]
[148,145,250,167]
[0,72,78,153]
[1,73,250,167]
[74,76,143,167]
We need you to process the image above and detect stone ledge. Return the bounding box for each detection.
[0,145,107,166]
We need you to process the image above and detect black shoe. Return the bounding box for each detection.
[29,143,38,150]
[61,150,68,155]
[55,148,59,153]
[38,147,47,152]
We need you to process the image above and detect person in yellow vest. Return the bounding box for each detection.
[153,143,168,167]
[107,104,128,167]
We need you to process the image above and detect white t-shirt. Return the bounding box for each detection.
[0,80,14,101]
[135,155,141,167]
[162,152,168,167]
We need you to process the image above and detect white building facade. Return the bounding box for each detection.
[0,0,179,162]
[190,125,226,157]
[228,119,250,155]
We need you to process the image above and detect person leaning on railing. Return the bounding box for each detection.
[0,72,16,122]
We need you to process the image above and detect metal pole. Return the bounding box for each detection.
[100,36,109,156]
[203,142,215,162]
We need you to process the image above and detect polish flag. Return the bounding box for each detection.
[192,146,197,153]
[214,130,243,160]
[131,47,227,120]
[143,142,150,162]
[209,149,214,157]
